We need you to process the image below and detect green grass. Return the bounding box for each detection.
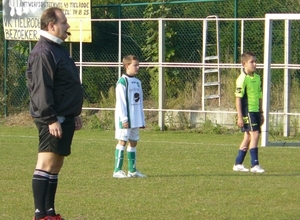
[0,126,300,220]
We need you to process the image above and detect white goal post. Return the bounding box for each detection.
[262,14,300,147]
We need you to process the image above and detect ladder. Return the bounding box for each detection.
[202,15,221,110]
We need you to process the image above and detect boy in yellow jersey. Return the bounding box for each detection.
[233,51,265,173]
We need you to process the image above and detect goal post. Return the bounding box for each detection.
[262,14,300,147]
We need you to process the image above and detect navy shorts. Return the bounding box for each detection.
[34,116,75,156]
[241,112,261,132]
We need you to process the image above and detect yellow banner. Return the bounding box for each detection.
[2,0,92,42]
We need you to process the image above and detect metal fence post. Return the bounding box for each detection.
[158,18,165,131]
[4,39,8,117]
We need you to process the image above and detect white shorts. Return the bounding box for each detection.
[115,128,140,141]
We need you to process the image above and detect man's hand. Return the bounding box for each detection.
[75,116,82,130]
[49,121,63,138]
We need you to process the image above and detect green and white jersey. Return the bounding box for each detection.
[115,74,145,129]
[235,70,262,113]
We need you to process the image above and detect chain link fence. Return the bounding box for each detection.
[1,0,300,131]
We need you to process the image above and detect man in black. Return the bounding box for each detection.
[26,7,83,220]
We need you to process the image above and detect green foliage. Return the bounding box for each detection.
[200,119,225,134]
[291,117,299,136]
[142,4,177,100]
[150,124,161,131]
[3,0,300,119]
[83,86,115,130]
[12,42,30,58]
[82,67,118,103]
[6,42,30,112]
[85,114,104,129]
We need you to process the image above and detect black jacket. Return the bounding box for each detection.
[26,36,83,124]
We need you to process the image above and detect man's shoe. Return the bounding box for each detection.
[33,214,64,220]
[250,165,265,173]
[127,170,147,178]
[44,214,65,220]
[113,170,128,178]
[233,164,249,172]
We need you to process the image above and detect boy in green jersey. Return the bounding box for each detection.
[233,51,265,173]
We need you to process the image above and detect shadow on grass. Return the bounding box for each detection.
[147,173,300,177]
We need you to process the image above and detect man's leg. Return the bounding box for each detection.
[33,152,64,218]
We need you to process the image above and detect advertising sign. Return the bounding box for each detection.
[2,0,92,42]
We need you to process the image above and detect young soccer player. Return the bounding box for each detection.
[233,51,265,173]
[113,55,147,178]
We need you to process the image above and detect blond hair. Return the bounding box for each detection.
[122,55,139,68]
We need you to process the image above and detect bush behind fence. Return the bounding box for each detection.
[1,0,300,131]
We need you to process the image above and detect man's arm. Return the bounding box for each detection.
[236,97,244,128]
[30,52,57,123]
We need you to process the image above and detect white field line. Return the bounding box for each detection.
[1,134,300,148]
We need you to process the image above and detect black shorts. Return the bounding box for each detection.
[34,116,75,156]
[241,112,261,133]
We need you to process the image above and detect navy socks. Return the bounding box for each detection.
[250,148,259,167]
[235,149,247,165]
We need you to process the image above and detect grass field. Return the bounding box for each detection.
[0,125,300,220]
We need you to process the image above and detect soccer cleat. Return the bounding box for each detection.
[113,170,128,178]
[46,214,65,220]
[127,170,147,178]
[250,165,265,173]
[33,215,65,220]
[233,164,249,172]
